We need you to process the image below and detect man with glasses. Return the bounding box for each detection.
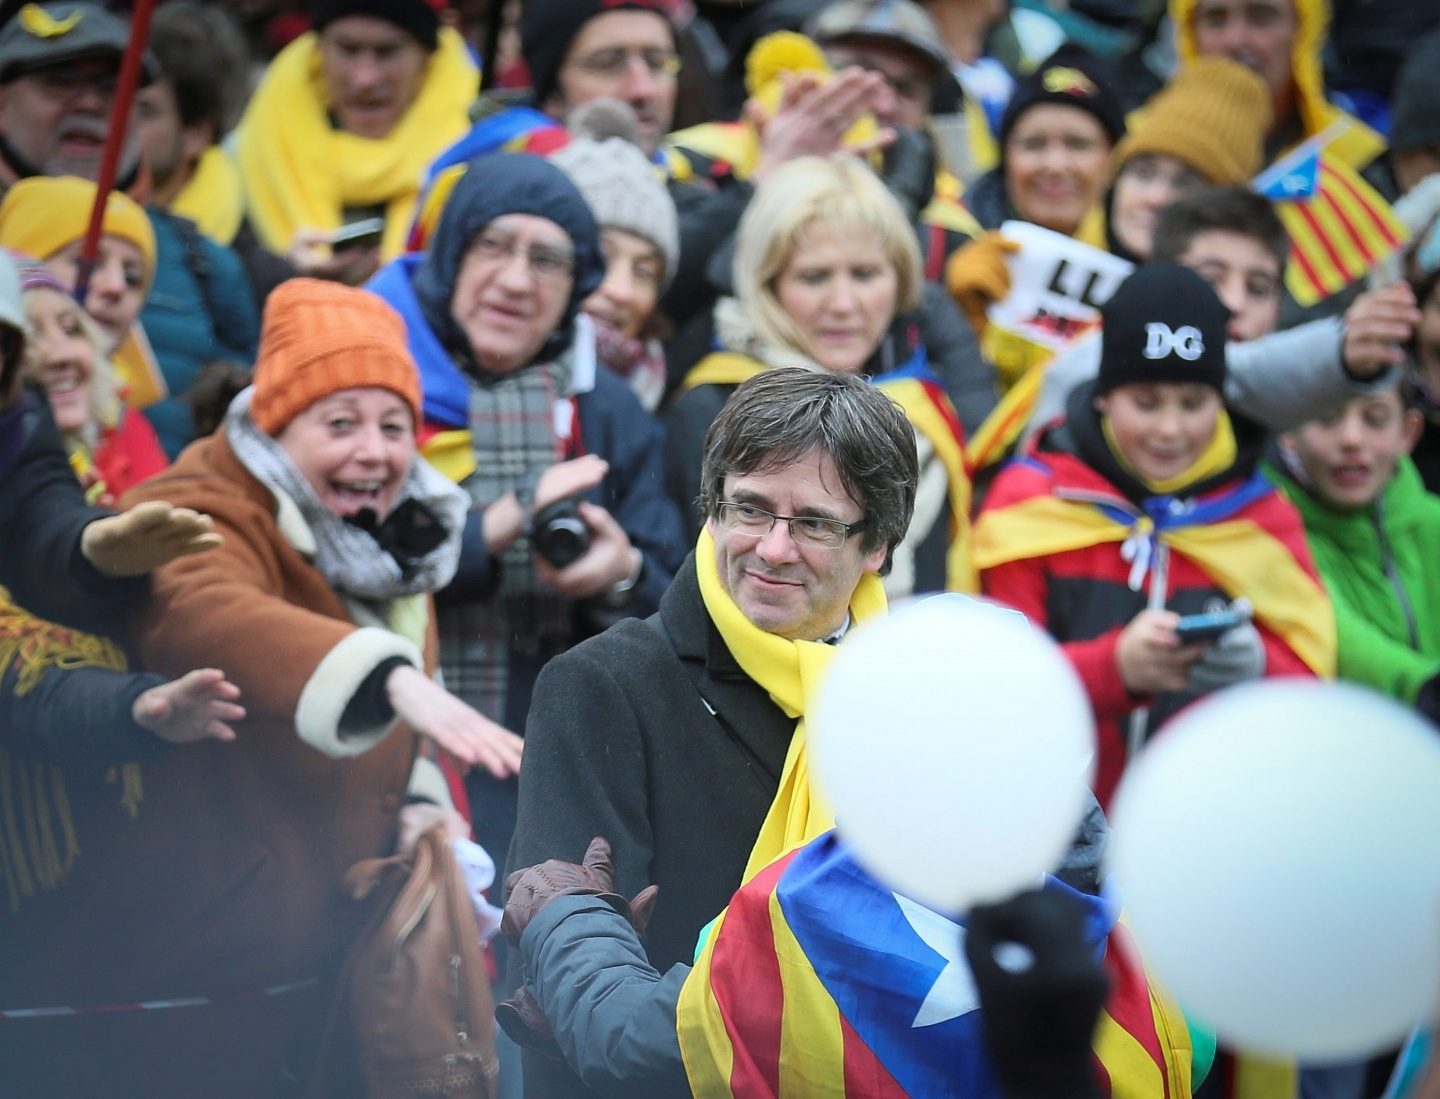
[506,366,918,1097]
[0,1,157,194]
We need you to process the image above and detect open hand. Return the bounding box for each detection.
[132,668,244,744]
[385,664,524,778]
[82,501,223,577]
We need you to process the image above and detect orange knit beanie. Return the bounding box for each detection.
[250,279,422,436]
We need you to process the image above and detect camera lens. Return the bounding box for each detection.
[530,498,592,568]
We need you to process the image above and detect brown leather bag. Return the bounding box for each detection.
[321,824,500,1098]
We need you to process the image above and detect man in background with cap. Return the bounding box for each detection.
[0,0,156,194]
[231,0,475,283]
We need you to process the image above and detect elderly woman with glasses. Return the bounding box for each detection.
[367,152,686,873]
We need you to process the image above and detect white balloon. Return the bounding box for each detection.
[1107,679,1440,1062]
[811,594,1095,914]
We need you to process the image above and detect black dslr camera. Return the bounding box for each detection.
[530,497,591,568]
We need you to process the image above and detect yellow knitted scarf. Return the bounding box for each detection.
[233,29,476,260]
[0,592,143,914]
[694,527,887,883]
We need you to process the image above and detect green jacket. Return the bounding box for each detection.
[1270,456,1440,702]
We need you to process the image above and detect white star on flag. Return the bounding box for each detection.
[894,893,981,1028]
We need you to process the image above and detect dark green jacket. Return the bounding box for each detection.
[1271,455,1440,702]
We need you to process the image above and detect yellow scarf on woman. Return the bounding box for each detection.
[233,29,476,260]
[695,527,888,883]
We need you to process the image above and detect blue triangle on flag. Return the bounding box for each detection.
[1256,148,1320,200]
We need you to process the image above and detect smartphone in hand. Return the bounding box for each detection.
[330,217,385,253]
[1173,609,1246,645]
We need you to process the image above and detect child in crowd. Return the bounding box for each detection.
[976,263,1334,805]
[1271,378,1440,726]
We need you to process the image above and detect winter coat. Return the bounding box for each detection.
[508,553,796,1099]
[140,209,259,459]
[0,391,145,631]
[0,430,429,1097]
[978,386,1328,804]
[1271,453,1440,703]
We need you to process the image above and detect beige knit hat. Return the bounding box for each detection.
[250,279,421,436]
[1111,57,1272,187]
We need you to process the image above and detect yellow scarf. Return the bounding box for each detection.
[173,146,246,246]
[1102,410,1238,496]
[233,29,476,260]
[973,479,1336,677]
[695,527,887,883]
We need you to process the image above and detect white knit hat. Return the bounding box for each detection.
[550,100,681,290]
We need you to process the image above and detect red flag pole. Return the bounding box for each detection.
[74,0,158,306]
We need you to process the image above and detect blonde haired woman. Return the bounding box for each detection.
[664,154,974,595]
[18,263,167,504]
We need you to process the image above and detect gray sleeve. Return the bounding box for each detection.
[918,281,999,437]
[1223,317,1401,432]
[522,895,692,1097]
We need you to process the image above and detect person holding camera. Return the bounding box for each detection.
[367,152,687,875]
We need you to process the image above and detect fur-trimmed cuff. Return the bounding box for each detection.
[295,627,423,758]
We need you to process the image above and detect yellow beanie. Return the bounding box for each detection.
[0,176,157,289]
[1111,58,1272,186]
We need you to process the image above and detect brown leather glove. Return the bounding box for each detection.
[501,836,659,946]
[944,231,1020,337]
[495,987,561,1059]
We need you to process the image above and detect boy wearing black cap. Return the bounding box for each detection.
[974,263,1334,806]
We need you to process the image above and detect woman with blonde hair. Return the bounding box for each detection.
[16,262,166,504]
[664,153,974,595]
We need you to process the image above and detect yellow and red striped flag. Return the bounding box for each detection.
[1254,125,1408,307]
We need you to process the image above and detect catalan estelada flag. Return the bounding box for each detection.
[1254,126,1408,308]
[676,831,1193,1098]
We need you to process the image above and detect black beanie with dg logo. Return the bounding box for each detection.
[1095,263,1230,397]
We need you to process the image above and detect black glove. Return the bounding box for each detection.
[964,888,1109,1099]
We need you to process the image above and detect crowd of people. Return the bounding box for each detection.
[1,0,1438,1095]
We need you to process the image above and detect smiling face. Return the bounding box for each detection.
[1095,381,1224,485]
[774,223,899,375]
[44,235,148,353]
[275,387,416,519]
[450,213,575,374]
[318,15,431,140]
[22,287,99,437]
[1286,390,1422,511]
[582,227,662,341]
[1004,104,1111,237]
[706,448,887,641]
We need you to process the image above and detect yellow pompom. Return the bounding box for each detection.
[18,3,82,38]
[745,31,831,99]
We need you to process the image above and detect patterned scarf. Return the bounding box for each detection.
[226,388,468,603]
[591,318,666,412]
[438,360,574,719]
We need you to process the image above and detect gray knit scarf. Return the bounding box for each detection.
[225,388,469,602]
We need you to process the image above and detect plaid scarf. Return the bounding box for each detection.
[439,359,574,720]
[592,318,666,412]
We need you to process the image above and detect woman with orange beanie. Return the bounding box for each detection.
[3,279,520,1096]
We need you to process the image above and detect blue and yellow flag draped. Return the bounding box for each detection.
[676,831,1193,1098]
[973,460,1336,677]
[679,351,977,591]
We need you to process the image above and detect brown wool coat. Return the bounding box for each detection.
[0,432,431,1096]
